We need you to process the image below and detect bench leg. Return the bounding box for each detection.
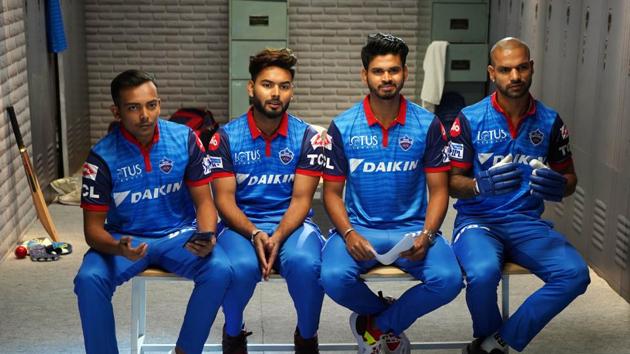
[501,274,510,353]
[131,277,147,354]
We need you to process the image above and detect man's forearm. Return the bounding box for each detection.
[449,174,477,199]
[273,200,311,243]
[323,190,353,236]
[215,199,258,239]
[423,192,449,233]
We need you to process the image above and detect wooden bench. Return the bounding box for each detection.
[131,263,529,353]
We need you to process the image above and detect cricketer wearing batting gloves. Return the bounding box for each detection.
[448,37,590,354]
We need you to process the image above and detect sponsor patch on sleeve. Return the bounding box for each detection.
[450,117,461,138]
[448,142,464,160]
[209,156,223,169]
[310,131,332,150]
[82,162,99,181]
[208,133,220,151]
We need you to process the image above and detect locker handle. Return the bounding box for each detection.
[450,19,469,30]
[249,16,269,26]
[451,60,470,71]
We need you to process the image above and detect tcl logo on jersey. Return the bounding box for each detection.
[233,150,261,165]
[117,164,143,182]
[558,143,571,156]
[82,184,100,199]
[349,135,379,149]
[348,158,419,173]
[83,162,99,181]
[476,129,509,144]
[307,154,332,169]
[209,133,220,151]
[236,173,295,186]
[450,118,461,138]
[112,182,183,207]
[310,131,332,150]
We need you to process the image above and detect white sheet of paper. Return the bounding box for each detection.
[372,231,422,265]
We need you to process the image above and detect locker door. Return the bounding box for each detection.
[519,0,548,98]
[589,0,626,285]
[569,0,606,253]
[505,0,522,36]
[489,0,508,45]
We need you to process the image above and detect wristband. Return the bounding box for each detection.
[251,229,263,242]
[421,229,437,246]
[342,227,355,241]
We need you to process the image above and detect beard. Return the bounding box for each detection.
[251,95,290,119]
[496,78,532,99]
[367,80,404,100]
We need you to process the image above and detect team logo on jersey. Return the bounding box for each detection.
[449,142,464,160]
[560,124,570,140]
[529,129,544,146]
[209,156,223,169]
[310,131,332,150]
[82,162,99,181]
[159,157,174,174]
[208,133,220,151]
[450,117,461,138]
[398,135,413,151]
[279,147,294,165]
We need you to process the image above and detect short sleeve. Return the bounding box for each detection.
[295,126,324,177]
[322,122,347,181]
[547,115,574,171]
[184,129,213,186]
[423,116,451,172]
[206,129,234,179]
[80,151,112,212]
[448,113,474,169]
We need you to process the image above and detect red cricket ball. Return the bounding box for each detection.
[14,245,28,259]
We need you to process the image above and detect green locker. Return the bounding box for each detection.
[229,0,288,118]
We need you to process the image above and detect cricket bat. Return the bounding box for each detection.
[6,106,60,242]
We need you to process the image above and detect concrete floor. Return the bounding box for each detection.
[0,202,628,354]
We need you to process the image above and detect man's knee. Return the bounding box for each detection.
[283,249,321,278]
[196,256,233,287]
[74,267,112,297]
[555,260,590,296]
[462,260,502,288]
[426,266,464,301]
[320,265,356,301]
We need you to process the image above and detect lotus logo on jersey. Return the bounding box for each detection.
[529,129,544,146]
[159,157,173,174]
[117,164,142,181]
[82,162,99,181]
[112,182,183,206]
[234,150,261,165]
[279,147,294,165]
[476,129,508,144]
[348,158,419,173]
[349,135,379,149]
[398,135,413,151]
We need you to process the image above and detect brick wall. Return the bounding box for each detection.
[0,1,35,259]
[85,0,229,144]
[86,0,432,139]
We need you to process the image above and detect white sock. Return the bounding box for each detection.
[481,332,507,352]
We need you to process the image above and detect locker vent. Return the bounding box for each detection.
[554,202,565,217]
[572,186,585,234]
[592,199,607,251]
[615,215,629,269]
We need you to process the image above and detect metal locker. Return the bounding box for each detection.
[229,0,288,118]
[519,0,547,98]
[445,44,489,82]
[588,0,628,287]
[432,3,489,43]
[505,0,522,36]
[567,0,606,252]
[489,0,508,45]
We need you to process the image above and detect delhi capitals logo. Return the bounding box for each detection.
[159,157,174,174]
[279,147,294,165]
[529,129,544,146]
[399,135,413,151]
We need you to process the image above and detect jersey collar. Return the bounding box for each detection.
[119,120,160,150]
[363,94,407,128]
[491,91,536,138]
[247,107,289,140]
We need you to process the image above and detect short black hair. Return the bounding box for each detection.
[249,48,297,81]
[361,33,409,69]
[110,70,157,107]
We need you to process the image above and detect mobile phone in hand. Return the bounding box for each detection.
[184,231,215,246]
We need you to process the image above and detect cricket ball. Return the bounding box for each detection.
[14,245,27,259]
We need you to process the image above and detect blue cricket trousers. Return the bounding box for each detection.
[320,224,463,335]
[453,217,590,351]
[74,227,233,354]
[217,221,325,339]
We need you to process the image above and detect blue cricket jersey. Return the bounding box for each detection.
[448,92,573,223]
[81,119,212,237]
[323,96,450,229]
[208,109,323,224]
